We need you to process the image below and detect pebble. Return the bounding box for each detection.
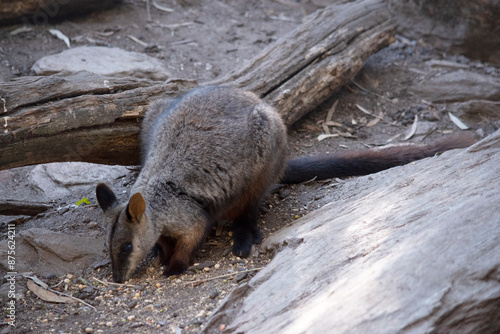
[130,323,144,328]
[279,188,291,199]
[127,300,138,309]
[208,289,219,299]
[84,328,93,333]
[235,272,247,282]
[196,261,215,270]
[127,315,136,321]
[83,287,93,293]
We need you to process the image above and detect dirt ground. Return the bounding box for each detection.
[0,1,498,334]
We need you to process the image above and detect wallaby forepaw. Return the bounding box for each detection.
[163,261,188,276]
[232,241,252,258]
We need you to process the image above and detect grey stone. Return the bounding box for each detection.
[31,46,170,80]
[0,228,105,277]
[28,162,130,200]
[202,130,500,334]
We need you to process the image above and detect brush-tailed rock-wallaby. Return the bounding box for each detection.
[96,86,475,282]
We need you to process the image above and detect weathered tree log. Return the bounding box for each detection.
[0,0,396,170]
[201,130,500,334]
[0,0,116,25]
[0,199,52,216]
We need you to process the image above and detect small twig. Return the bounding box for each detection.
[183,268,263,285]
[50,279,65,289]
[156,22,195,30]
[54,290,97,311]
[78,277,106,292]
[168,39,195,46]
[127,35,148,47]
[92,276,136,288]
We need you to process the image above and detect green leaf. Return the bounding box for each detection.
[76,197,91,206]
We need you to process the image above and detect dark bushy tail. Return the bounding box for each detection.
[280,133,476,184]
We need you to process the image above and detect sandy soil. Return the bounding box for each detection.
[0,1,497,333]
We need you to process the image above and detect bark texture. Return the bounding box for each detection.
[201,130,500,334]
[0,0,116,25]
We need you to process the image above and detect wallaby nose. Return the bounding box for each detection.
[113,273,123,283]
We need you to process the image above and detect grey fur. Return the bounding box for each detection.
[97,86,288,282]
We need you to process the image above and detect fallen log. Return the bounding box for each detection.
[0,0,115,25]
[0,199,52,216]
[0,0,396,170]
[201,131,500,334]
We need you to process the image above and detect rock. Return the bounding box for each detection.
[195,262,215,270]
[31,46,170,80]
[208,289,219,299]
[28,162,130,200]
[412,71,500,103]
[202,130,500,334]
[389,0,500,64]
[0,228,105,276]
[450,100,500,122]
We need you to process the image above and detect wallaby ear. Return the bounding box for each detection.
[127,193,146,222]
[96,183,118,212]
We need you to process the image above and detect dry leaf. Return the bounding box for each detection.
[49,29,70,48]
[325,121,345,128]
[404,115,419,140]
[356,104,373,116]
[27,279,76,304]
[10,26,33,35]
[318,134,339,141]
[448,112,469,130]
[152,1,174,12]
[366,111,384,127]
[326,100,339,123]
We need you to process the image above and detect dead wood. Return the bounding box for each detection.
[0,199,52,216]
[0,0,115,25]
[0,0,395,170]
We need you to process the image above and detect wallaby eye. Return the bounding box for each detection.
[121,243,132,254]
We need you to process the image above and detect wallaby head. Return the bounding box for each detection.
[96,183,151,283]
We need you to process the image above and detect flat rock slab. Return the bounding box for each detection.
[31,46,170,80]
[0,228,105,277]
[28,162,130,200]
[202,130,500,334]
